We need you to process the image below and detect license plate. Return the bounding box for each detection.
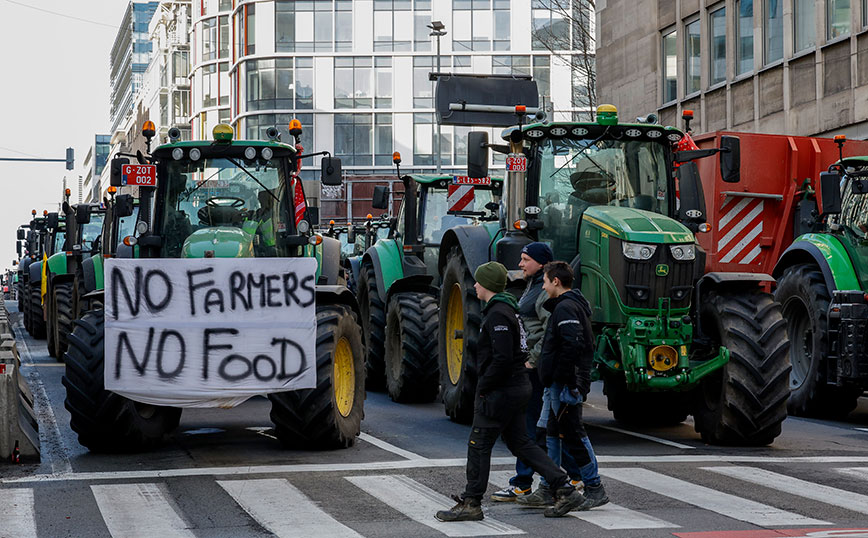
[121,164,158,187]
[452,175,491,186]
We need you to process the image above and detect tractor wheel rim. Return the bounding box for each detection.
[334,336,355,417]
[785,297,811,390]
[446,283,464,385]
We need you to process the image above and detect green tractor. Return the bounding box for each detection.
[43,197,105,359]
[355,154,502,403]
[773,149,868,417]
[62,122,364,452]
[23,210,51,339]
[439,104,791,445]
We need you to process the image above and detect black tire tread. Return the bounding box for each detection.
[385,292,439,402]
[30,284,46,339]
[55,281,75,359]
[359,261,387,390]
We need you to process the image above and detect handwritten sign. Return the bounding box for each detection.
[104,258,317,408]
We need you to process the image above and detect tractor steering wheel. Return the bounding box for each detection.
[206,196,245,208]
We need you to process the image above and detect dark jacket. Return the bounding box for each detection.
[518,271,550,368]
[475,292,528,395]
[537,288,594,397]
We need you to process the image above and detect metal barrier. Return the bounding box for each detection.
[0,295,40,462]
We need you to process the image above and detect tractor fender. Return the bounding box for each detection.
[316,284,361,320]
[362,238,404,303]
[697,272,775,296]
[19,257,33,278]
[385,274,437,306]
[346,255,362,289]
[317,236,342,286]
[772,236,861,294]
[438,225,494,276]
[29,261,42,283]
[46,252,68,277]
[81,255,99,294]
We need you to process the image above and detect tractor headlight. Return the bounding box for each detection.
[297,219,310,234]
[261,147,273,160]
[189,148,201,161]
[622,241,657,260]
[244,147,257,160]
[172,148,184,160]
[669,244,695,261]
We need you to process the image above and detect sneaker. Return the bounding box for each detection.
[515,485,554,507]
[435,495,484,522]
[543,487,586,518]
[575,483,609,511]
[490,485,530,502]
[570,479,585,494]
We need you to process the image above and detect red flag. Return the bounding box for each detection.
[294,179,306,225]
[673,132,700,169]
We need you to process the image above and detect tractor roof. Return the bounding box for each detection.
[839,156,868,168]
[152,139,297,160]
[505,121,686,144]
[406,174,504,184]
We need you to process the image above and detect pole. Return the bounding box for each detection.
[435,34,441,174]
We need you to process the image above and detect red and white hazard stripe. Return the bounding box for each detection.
[716,196,764,265]
[447,184,475,212]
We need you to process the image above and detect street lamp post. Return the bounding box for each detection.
[428,21,447,174]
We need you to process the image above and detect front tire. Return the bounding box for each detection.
[775,264,861,417]
[62,309,181,452]
[358,261,387,390]
[54,281,75,360]
[269,304,365,449]
[30,284,46,339]
[692,290,791,446]
[384,292,439,403]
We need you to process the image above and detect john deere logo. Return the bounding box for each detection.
[656,264,669,277]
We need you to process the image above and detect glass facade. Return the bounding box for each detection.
[662,29,677,103]
[827,0,851,39]
[764,0,783,64]
[685,19,701,94]
[709,7,726,85]
[736,0,754,76]
[794,0,816,52]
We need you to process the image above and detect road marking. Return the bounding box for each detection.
[359,432,426,460]
[91,483,195,538]
[346,474,523,536]
[181,428,225,435]
[586,422,695,449]
[10,455,868,484]
[246,426,278,440]
[488,470,539,492]
[13,323,72,476]
[856,428,868,433]
[218,478,362,538]
[599,468,830,526]
[704,466,868,515]
[836,467,868,481]
[0,488,36,538]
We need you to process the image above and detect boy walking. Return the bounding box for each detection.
[435,262,584,522]
[535,261,608,515]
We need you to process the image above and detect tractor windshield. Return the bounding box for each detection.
[53,231,65,254]
[80,213,104,247]
[421,187,497,245]
[160,157,287,257]
[834,169,868,238]
[535,137,670,260]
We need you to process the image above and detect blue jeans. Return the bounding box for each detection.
[536,386,583,486]
[543,383,601,488]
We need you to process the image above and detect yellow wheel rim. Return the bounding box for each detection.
[334,336,355,418]
[446,283,464,385]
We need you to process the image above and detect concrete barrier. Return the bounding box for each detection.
[0,295,40,462]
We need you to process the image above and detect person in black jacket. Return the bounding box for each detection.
[536,261,608,516]
[435,262,585,522]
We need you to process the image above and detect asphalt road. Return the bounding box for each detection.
[3,304,868,538]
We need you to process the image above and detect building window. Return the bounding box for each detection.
[375,114,394,165]
[533,56,551,101]
[335,114,373,166]
[662,29,677,103]
[736,0,753,76]
[246,113,314,147]
[219,62,230,106]
[685,19,701,95]
[413,113,434,165]
[827,0,851,39]
[246,58,313,112]
[336,2,353,52]
[414,12,432,52]
[219,0,232,11]
[709,7,726,85]
[454,0,510,52]
[173,51,189,81]
[413,56,434,108]
[335,57,374,109]
[202,18,216,61]
[532,1,567,52]
[202,64,217,108]
[764,0,783,64]
[794,0,816,52]
[375,57,392,108]
[245,4,256,55]
[172,90,189,121]
[219,15,230,59]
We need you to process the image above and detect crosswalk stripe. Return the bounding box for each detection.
[489,469,677,530]
[836,467,868,481]
[346,474,524,537]
[91,483,195,538]
[599,468,830,526]
[704,466,868,516]
[218,478,363,538]
[0,488,36,538]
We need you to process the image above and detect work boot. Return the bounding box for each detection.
[575,482,609,510]
[435,495,484,522]
[543,486,586,518]
[490,485,530,502]
[515,485,554,507]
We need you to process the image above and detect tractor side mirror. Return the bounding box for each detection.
[720,135,740,183]
[305,206,320,227]
[818,171,842,215]
[372,185,390,210]
[16,229,24,240]
[75,205,91,225]
[321,157,343,186]
[676,162,707,224]
[110,157,130,187]
[115,194,134,218]
[46,212,59,230]
[16,242,21,258]
[346,225,356,245]
[468,131,490,179]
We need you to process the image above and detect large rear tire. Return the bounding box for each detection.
[692,290,791,446]
[775,264,861,418]
[30,284,46,339]
[384,292,439,403]
[22,282,31,333]
[62,309,181,452]
[604,373,690,426]
[269,304,365,449]
[54,281,75,360]
[358,261,387,390]
[46,284,58,359]
[438,247,480,424]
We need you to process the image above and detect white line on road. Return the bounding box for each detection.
[0,488,36,538]
[359,432,427,460]
[346,474,524,537]
[856,428,868,433]
[599,468,830,527]
[218,478,363,538]
[90,483,195,538]
[836,467,868,481]
[586,422,695,449]
[704,466,868,515]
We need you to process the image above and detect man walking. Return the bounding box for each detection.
[536,261,608,516]
[435,262,584,522]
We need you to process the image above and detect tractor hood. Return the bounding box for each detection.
[582,206,694,244]
[182,227,255,258]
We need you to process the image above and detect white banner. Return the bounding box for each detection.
[104,258,318,408]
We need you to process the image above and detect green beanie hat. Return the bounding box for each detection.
[474,261,508,293]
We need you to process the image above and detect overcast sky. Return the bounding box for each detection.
[0,0,128,272]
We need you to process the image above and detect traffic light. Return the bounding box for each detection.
[65,147,74,170]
